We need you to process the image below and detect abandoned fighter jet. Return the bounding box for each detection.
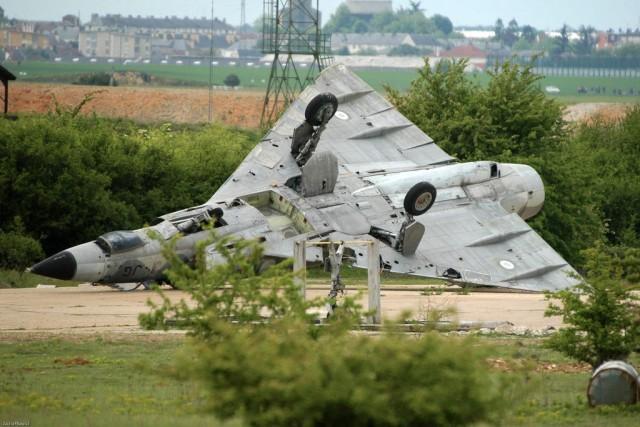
[30,64,580,292]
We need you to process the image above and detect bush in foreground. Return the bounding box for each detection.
[141,234,507,427]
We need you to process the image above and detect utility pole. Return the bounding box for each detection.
[208,0,215,122]
[241,0,246,27]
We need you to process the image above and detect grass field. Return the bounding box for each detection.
[1,335,640,426]
[0,266,443,290]
[6,61,640,102]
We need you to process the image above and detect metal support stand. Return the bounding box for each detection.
[294,239,381,324]
[293,240,306,298]
[367,240,381,324]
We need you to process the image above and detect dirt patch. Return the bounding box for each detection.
[9,82,264,128]
[54,357,91,366]
[11,82,630,129]
[0,286,561,337]
[563,103,630,124]
[488,357,590,373]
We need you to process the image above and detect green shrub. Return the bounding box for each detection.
[141,234,507,427]
[545,244,640,368]
[223,73,240,87]
[74,72,113,86]
[180,320,504,427]
[0,115,256,255]
[386,59,564,160]
[0,231,44,270]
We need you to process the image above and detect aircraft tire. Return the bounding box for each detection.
[404,182,437,216]
[305,93,338,126]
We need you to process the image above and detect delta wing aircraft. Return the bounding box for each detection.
[30,64,579,292]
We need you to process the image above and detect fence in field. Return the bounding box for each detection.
[530,67,640,78]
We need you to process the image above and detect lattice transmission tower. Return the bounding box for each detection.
[261,0,332,125]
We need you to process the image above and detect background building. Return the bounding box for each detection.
[344,0,393,16]
[79,31,150,59]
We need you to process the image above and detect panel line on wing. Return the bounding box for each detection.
[466,229,531,247]
[502,264,567,282]
[336,90,375,104]
[348,124,412,140]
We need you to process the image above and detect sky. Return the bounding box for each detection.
[2,0,640,31]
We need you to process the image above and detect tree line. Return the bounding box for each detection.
[324,1,454,36]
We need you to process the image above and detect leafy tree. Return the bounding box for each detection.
[0,6,5,25]
[409,1,424,12]
[386,59,564,160]
[325,4,446,35]
[386,8,435,34]
[141,233,508,427]
[0,231,43,270]
[0,218,44,270]
[521,25,537,43]
[571,105,640,246]
[324,4,359,33]
[370,11,394,31]
[494,18,505,45]
[503,19,520,47]
[553,24,571,55]
[617,43,640,57]
[252,14,264,33]
[223,73,240,87]
[353,19,368,33]
[511,38,533,52]
[432,14,453,35]
[545,244,640,368]
[575,25,596,55]
[389,43,424,56]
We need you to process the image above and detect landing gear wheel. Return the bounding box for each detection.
[305,93,338,126]
[404,182,437,216]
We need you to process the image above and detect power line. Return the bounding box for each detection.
[208,0,215,123]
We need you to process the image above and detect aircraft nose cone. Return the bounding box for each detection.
[30,251,77,280]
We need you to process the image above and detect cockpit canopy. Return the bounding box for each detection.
[96,231,145,255]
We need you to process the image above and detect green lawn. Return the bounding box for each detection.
[1,335,640,426]
[0,336,234,427]
[0,266,444,289]
[0,270,80,289]
[5,61,640,101]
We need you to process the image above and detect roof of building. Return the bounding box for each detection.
[408,34,442,47]
[91,14,234,32]
[332,33,409,47]
[195,35,231,49]
[440,44,487,58]
[0,64,17,82]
